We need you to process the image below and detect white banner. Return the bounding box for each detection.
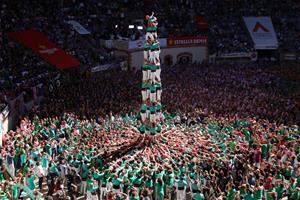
[66,20,90,35]
[243,17,278,50]
[219,52,257,61]
[283,53,297,60]
[91,63,118,73]
[128,38,167,49]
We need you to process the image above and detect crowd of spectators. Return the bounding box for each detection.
[0,62,299,199]
[0,0,117,103]
[1,0,300,103]
[1,1,300,199]
[45,62,300,125]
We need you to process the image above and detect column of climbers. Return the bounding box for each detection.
[139,13,162,135]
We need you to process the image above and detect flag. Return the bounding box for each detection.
[8,30,80,69]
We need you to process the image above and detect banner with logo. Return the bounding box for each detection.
[66,20,91,35]
[243,17,278,49]
[219,52,257,61]
[8,30,81,69]
[128,38,167,49]
[167,36,208,47]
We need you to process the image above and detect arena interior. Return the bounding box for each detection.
[0,0,300,200]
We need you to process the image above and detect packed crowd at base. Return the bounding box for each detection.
[0,108,299,200]
[0,63,299,200]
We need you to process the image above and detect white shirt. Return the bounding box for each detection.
[35,165,45,177]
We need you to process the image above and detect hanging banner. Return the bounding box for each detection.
[219,52,257,61]
[167,36,208,47]
[91,63,118,73]
[243,17,278,49]
[66,20,91,35]
[8,30,81,69]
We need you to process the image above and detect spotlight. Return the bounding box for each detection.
[115,25,118,28]
[129,25,134,29]
[137,26,143,30]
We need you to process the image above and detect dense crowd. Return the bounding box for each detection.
[1,0,300,103]
[46,62,300,125]
[0,62,299,199]
[0,105,299,199]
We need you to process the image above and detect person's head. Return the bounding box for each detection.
[157,177,163,185]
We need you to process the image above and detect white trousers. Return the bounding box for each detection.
[150,113,156,123]
[150,92,156,102]
[150,70,156,82]
[80,181,87,194]
[142,90,147,101]
[147,69,151,79]
[87,191,99,200]
[144,50,149,61]
[8,163,15,178]
[100,186,107,200]
[141,112,146,122]
[157,112,162,122]
[155,68,161,82]
[146,89,150,100]
[149,52,156,63]
[177,188,186,200]
[157,89,162,102]
[143,70,149,81]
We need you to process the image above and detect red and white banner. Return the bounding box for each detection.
[167,36,208,47]
[8,30,81,69]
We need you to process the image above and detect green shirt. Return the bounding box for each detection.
[149,65,158,71]
[142,64,149,70]
[261,144,268,155]
[244,192,254,200]
[245,131,251,141]
[226,188,236,200]
[254,188,264,199]
[112,178,122,186]
[27,176,36,190]
[156,182,164,197]
[194,192,205,200]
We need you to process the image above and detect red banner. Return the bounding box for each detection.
[8,30,80,69]
[167,36,208,47]
[194,16,209,29]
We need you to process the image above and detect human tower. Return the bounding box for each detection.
[139,13,162,136]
